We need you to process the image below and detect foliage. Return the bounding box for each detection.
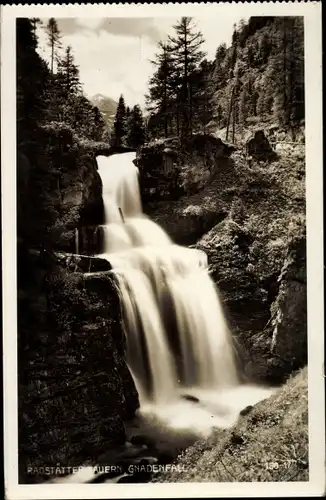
[17,18,109,250]
[112,96,146,149]
[126,105,146,148]
[146,16,304,141]
[112,94,127,147]
[210,16,304,138]
[154,367,308,482]
[146,17,211,139]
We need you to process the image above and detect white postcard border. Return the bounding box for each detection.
[1,2,324,499]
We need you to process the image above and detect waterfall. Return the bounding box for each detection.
[96,152,238,402]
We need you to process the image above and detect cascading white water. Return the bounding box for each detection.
[97,153,272,434]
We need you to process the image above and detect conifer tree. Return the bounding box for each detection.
[17,18,49,146]
[126,105,146,148]
[147,41,177,137]
[168,17,206,136]
[57,46,81,97]
[191,59,214,133]
[113,95,127,147]
[45,18,61,74]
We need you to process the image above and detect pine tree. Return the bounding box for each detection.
[168,17,206,137]
[126,105,146,148]
[147,41,177,137]
[57,46,81,97]
[30,18,42,42]
[45,18,61,74]
[212,43,228,90]
[124,105,132,138]
[17,18,49,148]
[191,59,214,133]
[271,17,304,126]
[113,95,127,147]
[239,85,249,124]
[92,106,106,141]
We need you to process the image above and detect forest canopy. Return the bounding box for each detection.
[145,16,304,140]
[17,15,304,151]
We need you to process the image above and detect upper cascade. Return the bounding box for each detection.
[96,152,239,406]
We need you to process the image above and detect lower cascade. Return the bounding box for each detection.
[97,152,272,435]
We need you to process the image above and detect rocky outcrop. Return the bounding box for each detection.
[135,134,235,204]
[18,123,105,254]
[196,150,306,384]
[153,367,308,483]
[18,250,139,483]
[270,237,307,367]
[138,137,238,245]
[241,237,307,383]
[245,129,275,159]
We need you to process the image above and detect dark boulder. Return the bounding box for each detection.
[181,394,200,403]
[130,435,156,449]
[135,134,235,204]
[245,130,274,159]
[240,405,254,416]
[18,251,139,482]
[17,122,104,254]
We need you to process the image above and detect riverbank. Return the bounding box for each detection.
[152,367,308,482]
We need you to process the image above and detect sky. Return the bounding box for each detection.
[37,17,245,109]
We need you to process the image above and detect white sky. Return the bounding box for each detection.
[37,17,245,108]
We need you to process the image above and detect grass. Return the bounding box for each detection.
[153,367,308,482]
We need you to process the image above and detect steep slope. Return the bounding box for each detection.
[136,133,306,385]
[153,367,308,482]
[208,16,304,134]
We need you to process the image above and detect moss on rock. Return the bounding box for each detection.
[153,367,308,483]
[18,252,139,482]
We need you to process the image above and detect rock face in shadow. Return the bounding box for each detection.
[17,123,105,254]
[18,249,139,483]
[135,134,235,204]
[152,367,308,483]
[138,134,307,384]
[196,151,306,384]
[245,129,275,159]
[136,135,237,245]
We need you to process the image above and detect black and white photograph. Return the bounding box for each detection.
[1,2,324,499]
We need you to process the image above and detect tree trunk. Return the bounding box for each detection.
[226,86,235,141]
[51,39,54,74]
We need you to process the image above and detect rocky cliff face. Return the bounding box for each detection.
[137,133,307,384]
[135,134,235,244]
[196,147,306,384]
[17,125,140,482]
[18,123,104,253]
[135,134,235,203]
[18,249,139,482]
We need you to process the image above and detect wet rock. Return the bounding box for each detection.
[130,435,156,449]
[136,134,235,203]
[181,394,200,403]
[117,474,150,483]
[54,251,111,273]
[157,452,174,465]
[18,251,139,482]
[230,433,244,445]
[245,130,274,159]
[138,459,150,467]
[240,405,254,416]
